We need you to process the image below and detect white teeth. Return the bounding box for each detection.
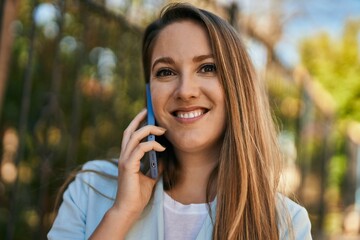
[177,110,204,119]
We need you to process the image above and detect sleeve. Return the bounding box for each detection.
[47,163,95,240]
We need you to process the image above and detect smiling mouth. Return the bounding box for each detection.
[173,109,208,119]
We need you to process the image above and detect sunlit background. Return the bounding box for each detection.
[0,0,359,239]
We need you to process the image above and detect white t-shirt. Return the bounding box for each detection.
[48,160,312,240]
[164,192,213,240]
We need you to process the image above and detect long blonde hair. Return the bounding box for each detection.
[142,3,283,239]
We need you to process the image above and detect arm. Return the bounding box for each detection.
[48,109,166,239]
[89,109,166,239]
[89,206,139,239]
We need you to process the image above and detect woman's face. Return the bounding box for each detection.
[150,20,226,155]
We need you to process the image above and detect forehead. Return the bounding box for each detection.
[151,20,212,61]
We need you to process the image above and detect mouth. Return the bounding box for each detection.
[172,108,209,119]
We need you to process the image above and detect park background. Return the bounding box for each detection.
[1,0,360,239]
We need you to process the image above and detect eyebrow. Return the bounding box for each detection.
[151,54,214,71]
[192,54,214,63]
[152,57,175,71]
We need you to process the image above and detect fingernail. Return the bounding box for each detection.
[159,127,167,132]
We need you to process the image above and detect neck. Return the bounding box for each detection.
[167,148,219,204]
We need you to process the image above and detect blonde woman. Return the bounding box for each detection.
[48,3,312,239]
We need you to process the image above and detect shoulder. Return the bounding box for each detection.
[48,160,119,239]
[76,159,118,195]
[59,160,119,209]
[277,194,312,240]
[281,195,309,220]
[65,159,118,199]
[81,159,118,175]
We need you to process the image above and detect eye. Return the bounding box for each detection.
[199,64,217,73]
[156,68,175,77]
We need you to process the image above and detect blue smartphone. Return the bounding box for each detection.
[143,83,158,179]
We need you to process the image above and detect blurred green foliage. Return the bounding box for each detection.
[299,19,360,234]
[300,19,360,190]
[301,20,360,122]
[1,1,153,239]
[265,19,360,236]
[1,0,359,239]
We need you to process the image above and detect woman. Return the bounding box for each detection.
[48,3,312,240]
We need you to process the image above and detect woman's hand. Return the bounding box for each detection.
[115,108,166,216]
[89,109,166,239]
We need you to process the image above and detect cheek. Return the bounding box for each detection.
[151,81,175,109]
[151,97,162,121]
[150,83,160,106]
[151,88,169,123]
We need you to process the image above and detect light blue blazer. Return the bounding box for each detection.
[48,160,312,240]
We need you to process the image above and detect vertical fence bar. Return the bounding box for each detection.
[35,0,66,238]
[0,0,5,33]
[6,0,38,239]
[355,145,360,211]
[65,3,88,173]
[0,0,19,122]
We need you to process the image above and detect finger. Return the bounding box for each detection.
[130,141,166,163]
[121,125,166,162]
[120,141,166,173]
[129,125,166,147]
[121,109,147,151]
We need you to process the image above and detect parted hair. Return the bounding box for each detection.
[142,3,285,239]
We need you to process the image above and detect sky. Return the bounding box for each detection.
[241,0,360,68]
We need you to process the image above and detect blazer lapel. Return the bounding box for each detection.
[125,178,164,240]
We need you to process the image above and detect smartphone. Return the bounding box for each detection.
[140,83,158,179]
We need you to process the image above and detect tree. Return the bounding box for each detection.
[300,19,360,235]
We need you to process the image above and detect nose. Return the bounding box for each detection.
[175,73,200,101]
